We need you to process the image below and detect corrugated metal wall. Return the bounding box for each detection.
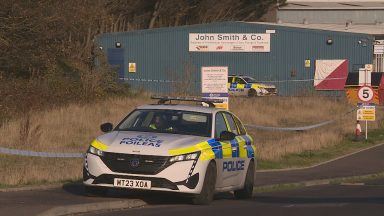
[96,21,373,96]
[277,10,384,24]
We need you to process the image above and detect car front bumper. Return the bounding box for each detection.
[83,153,209,194]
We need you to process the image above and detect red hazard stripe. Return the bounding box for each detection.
[316,60,348,90]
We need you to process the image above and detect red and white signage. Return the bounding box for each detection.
[314,59,348,90]
[189,33,271,52]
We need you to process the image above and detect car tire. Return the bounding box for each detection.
[234,161,254,199]
[84,185,108,197]
[192,161,217,205]
[248,89,257,97]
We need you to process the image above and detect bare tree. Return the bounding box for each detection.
[0,0,282,78]
[149,0,162,28]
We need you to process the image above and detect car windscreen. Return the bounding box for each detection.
[242,76,257,83]
[116,109,212,137]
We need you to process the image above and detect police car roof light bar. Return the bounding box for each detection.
[151,96,223,108]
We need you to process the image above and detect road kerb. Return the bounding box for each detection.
[0,184,63,193]
[257,142,384,173]
[339,182,365,186]
[253,171,384,193]
[37,199,147,216]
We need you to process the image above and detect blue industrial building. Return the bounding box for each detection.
[96,21,375,96]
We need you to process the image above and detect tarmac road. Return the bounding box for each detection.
[254,143,384,186]
[1,143,384,216]
[83,178,384,216]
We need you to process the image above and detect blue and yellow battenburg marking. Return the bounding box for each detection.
[168,135,255,161]
[208,139,223,159]
[228,83,262,91]
[242,135,255,158]
[230,139,239,158]
[227,83,263,91]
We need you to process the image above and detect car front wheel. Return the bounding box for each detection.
[192,161,217,205]
[234,161,254,199]
[248,89,257,97]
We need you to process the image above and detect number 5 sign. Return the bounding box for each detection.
[358,86,374,102]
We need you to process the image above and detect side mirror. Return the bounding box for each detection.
[100,123,113,133]
[219,131,236,141]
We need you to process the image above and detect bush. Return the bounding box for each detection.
[0,52,130,123]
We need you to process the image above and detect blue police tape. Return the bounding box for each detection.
[0,147,84,158]
[119,77,347,83]
[245,120,334,132]
[251,77,347,83]
[245,108,356,132]
[119,78,191,83]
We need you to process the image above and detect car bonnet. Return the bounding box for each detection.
[95,131,211,156]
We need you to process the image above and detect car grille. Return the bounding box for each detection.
[100,152,171,175]
[93,174,178,190]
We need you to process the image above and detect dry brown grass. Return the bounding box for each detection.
[0,156,82,186]
[231,97,351,160]
[231,97,384,160]
[0,95,382,186]
[0,96,150,186]
[0,97,151,152]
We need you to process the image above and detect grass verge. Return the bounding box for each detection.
[253,183,304,193]
[329,171,384,185]
[258,128,384,170]
[253,171,384,194]
[0,155,82,187]
[0,179,81,191]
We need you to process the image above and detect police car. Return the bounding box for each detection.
[228,75,277,97]
[83,96,256,204]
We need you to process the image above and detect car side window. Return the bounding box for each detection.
[228,77,233,83]
[234,77,246,84]
[233,115,246,135]
[215,112,228,138]
[223,113,239,135]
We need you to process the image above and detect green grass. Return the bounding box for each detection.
[0,179,81,190]
[253,171,384,194]
[330,171,384,185]
[258,128,384,170]
[253,182,304,193]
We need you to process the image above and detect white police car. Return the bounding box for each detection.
[83,96,256,204]
[228,75,277,97]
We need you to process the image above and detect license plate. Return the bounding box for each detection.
[113,178,151,189]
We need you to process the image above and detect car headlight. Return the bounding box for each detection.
[88,145,104,157]
[169,152,200,163]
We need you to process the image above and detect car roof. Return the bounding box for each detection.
[229,75,251,78]
[136,104,224,114]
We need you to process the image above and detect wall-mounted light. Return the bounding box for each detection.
[326,37,333,45]
[358,38,367,47]
[115,42,121,48]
